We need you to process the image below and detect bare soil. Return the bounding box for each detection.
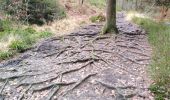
[0,13,153,100]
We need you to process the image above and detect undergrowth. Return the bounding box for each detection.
[0,19,52,61]
[133,17,170,100]
[0,0,66,25]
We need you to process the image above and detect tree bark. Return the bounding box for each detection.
[102,0,118,34]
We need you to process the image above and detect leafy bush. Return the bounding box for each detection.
[1,0,66,25]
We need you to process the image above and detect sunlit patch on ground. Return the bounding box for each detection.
[34,16,90,37]
[126,11,148,21]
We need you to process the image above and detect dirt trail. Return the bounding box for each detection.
[0,13,153,100]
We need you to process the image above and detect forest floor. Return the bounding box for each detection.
[0,12,154,100]
[34,0,103,36]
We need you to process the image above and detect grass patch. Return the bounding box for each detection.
[0,51,14,60]
[0,19,53,61]
[132,17,170,100]
[9,40,28,52]
[88,0,106,9]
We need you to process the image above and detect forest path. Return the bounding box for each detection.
[0,13,153,100]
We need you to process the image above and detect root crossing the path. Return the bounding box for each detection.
[0,13,153,100]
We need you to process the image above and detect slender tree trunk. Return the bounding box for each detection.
[102,0,118,34]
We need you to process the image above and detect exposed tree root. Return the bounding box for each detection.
[94,54,138,76]
[18,84,32,100]
[62,73,97,96]
[0,69,59,81]
[117,53,148,65]
[97,81,117,90]
[82,49,114,54]
[126,50,150,57]
[17,72,60,87]
[43,46,72,58]
[116,44,144,51]
[61,61,93,75]
[33,81,76,92]
[42,85,60,100]
[98,81,138,98]
[0,22,151,99]
[0,79,8,94]
[56,57,99,65]
[17,61,93,87]
[92,36,111,41]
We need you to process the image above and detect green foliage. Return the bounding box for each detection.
[0,0,66,25]
[0,19,53,61]
[155,0,170,7]
[88,0,106,9]
[133,17,170,99]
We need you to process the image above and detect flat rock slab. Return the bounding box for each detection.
[0,13,153,100]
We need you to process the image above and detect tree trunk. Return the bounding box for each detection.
[102,0,118,34]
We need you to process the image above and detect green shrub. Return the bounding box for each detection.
[1,0,66,25]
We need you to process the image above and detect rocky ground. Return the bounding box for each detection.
[0,13,153,100]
